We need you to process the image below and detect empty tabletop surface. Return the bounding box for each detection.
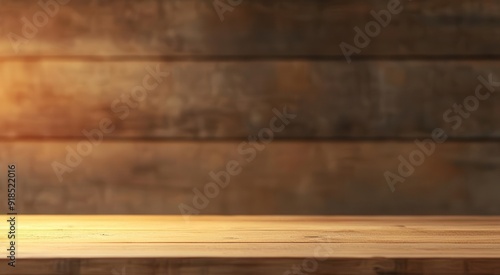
[2,215,500,259]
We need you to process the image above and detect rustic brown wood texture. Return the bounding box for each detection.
[0,0,498,217]
[1,60,500,138]
[1,258,500,275]
[1,216,500,258]
[2,141,499,215]
[0,0,500,56]
[0,1,499,273]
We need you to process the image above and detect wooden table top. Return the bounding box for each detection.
[2,215,500,259]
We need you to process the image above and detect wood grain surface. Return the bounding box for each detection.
[3,141,500,215]
[1,258,499,275]
[0,1,499,273]
[1,0,500,57]
[1,215,500,259]
[1,60,500,139]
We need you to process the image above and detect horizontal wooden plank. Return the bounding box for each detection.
[1,141,500,215]
[14,216,500,244]
[1,60,500,138]
[0,0,500,56]
[21,242,500,259]
[1,259,499,275]
[1,216,500,259]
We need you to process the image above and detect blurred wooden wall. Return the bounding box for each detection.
[1,0,499,215]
